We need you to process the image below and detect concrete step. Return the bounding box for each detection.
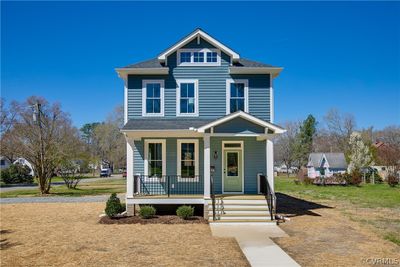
[209,205,269,210]
[209,220,276,225]
[209,210,270,215]
[207,199,268,205]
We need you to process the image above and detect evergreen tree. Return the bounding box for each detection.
[295,115,317,167]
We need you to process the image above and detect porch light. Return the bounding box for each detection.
[213,151,218,160]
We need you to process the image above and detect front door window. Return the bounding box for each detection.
[223,149,243,193]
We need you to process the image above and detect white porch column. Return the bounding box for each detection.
[126,139,134,198]
[266,139,274,191]
[203,135,211,198]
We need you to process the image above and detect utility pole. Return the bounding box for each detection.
[33,103,45,192]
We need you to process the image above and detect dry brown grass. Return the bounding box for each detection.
[273,199,400,267]
[0,203,249,267]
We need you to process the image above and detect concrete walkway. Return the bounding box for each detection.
[210,224,299,267]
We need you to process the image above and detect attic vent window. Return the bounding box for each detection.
[177,48,221,66]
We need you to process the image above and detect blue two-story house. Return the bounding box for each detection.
[116,28,285,223]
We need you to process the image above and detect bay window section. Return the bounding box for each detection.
[177,140,199,182]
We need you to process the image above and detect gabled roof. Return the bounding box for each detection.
[158,28,240,62]
[197,111,286,134]
[308,153,347,169]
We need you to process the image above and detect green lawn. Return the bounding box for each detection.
[275,176,400,246]
[0,178,126,198]
[275,176,400,208]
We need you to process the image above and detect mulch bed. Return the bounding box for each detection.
[99,215,208,225]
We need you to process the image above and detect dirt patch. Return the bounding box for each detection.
[0,202,249,267]
[273,193,400,267]
[100,215,208,225]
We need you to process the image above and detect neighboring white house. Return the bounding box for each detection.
[307,153,347,178]
[13,158,35,176]
[0,156,12,170]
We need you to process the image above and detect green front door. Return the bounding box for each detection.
[223,150,243,193]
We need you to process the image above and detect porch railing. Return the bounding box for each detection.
[133,175,203,197]
[210,174,216,221]
[260,175,276,220]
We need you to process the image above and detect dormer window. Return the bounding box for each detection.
[177,49,220,66]
[193,52,204,63]
[206,52,217,62]
[180,52,191,63]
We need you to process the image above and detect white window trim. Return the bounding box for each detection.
[177,139,199,182]
[176,79,199,117]
[177,48,221,66]
[142,80,165,117]
[226,79,249,114]
[222,141,244,194]
[144,139,166,182]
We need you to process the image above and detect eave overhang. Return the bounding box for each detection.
[115,68,169,79]
[229,67,284,78]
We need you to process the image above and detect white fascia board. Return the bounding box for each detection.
[115,68,169,79]
[197,111,286,134]
[229,67,283,77]
[158,29,240,62]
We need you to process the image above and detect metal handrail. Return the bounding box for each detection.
[210,174,216,221]
[260,175,276,220]
[133,175,203,196]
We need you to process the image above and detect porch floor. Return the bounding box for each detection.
[130,194,266,199]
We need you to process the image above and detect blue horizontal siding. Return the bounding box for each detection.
[214,117,265,134]
[126,37,272,122]
[210,137,266,194]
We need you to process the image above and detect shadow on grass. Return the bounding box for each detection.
[0,229,21,250]
[276,193,333,217]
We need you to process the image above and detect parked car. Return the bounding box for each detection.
[100,168,112,177]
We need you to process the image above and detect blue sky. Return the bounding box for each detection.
[2,1,399,129]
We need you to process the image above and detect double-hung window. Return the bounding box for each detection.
[144,140,166,181]
[226,79,248,114]
[142,80,164,116]
[176,79,198,116]
[177,139,199,182]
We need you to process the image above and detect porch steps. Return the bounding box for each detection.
[207,196,274,224]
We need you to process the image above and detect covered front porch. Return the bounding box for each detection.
[122,111,285,217]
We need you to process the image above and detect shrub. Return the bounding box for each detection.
[349,169,362,186]
[176,205,194,220]
[302,177,313,185]
[0,164,33,184]
[387,174,399,187]
[139,205,156,219]
[105,193,124,218]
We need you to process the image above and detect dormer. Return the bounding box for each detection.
[157,28,240,67]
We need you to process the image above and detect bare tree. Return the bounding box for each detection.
[92,105,126,172]
[10,96,83,194]
[274,121,300,177]
[323,108,356,153]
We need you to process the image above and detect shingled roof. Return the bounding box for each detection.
[120,57,276,69]
[308,153,348,169]
[122,118,214,131]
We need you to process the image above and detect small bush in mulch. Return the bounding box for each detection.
[105,193,125,218]
[99,215,208,225]
[139,205,156,219]
[176,205,194,220]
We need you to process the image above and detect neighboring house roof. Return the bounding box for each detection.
[308,153,347,169]
[122,118,214,131]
